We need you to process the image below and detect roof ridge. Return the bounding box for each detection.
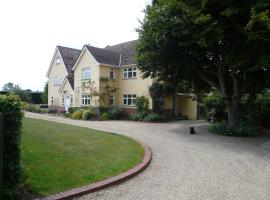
[85,45,120,54]
[57,45,81,51]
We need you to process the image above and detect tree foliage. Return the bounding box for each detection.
[42,81,48,104]
[137,0,270,127]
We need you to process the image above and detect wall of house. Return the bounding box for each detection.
[73,49,100,107]
[117,66,153,110]
[48,50,68,106]
[178,96,197,120]
[163,95,197,120]
[59,80,74,107]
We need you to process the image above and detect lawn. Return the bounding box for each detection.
[21,118,144,196]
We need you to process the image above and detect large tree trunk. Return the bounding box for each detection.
[227,100,240,128]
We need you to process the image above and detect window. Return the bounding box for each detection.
[50,97,54,105]
[82,68,91,80]
[53,76,62,85]
[61,94,65,105]
[123,94,136,106]
[109,95,114,106]
[123,67,137,79]
[82,94,91,106]
[109,68,115,79]
[56,57,61,64]
[70,95,73,105]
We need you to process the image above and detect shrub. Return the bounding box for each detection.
[71,111,83,120]
[209,121,258,137]
[135,96,149,116]
[82,110,96,120]
[143,113,166,122]
[108,107,122,120]
[0,94,23,199]
[63,113,71,118]
[100,112,110,120]
[130,113,144,121]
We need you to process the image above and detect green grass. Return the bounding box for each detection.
[21,118,144,196]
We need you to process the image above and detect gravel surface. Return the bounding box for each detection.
[25,112,270,200]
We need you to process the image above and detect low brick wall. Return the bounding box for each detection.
[49,106,65,113]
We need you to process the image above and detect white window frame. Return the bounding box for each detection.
[123,94,136,106]
[123,67,137,79]
[53,76,62,86]
[50,97,54,105]
[81,94,91,106]
[82,67,91,80]
[109,68,115,79]
[109,95,115,106]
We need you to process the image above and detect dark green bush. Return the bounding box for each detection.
[108,107,122,120]
[100,112,110,120]
[130,113,145,121]
[82,110,96,120]
[0,94,23,199]
[135,96,149,117]
[209,121,258,137]
[143,113,166,122]
[71,111,83,120]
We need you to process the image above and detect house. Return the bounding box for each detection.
[46,40,197,120]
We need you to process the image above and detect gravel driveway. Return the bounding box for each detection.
[25,112,270,200]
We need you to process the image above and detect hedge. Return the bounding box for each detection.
[0,94,23,199]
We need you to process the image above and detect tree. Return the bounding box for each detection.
[137,0,270,127]
[2,82,31,102]
[42,81,48,104]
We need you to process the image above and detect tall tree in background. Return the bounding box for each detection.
[42,81,48,104]
[137,0,270,127]
[2,82,31,102]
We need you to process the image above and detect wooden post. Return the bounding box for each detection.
[0,113,3,200]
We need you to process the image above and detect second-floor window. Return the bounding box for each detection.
[123,67,137,79]
[82,94,91,106]
[56,57,61,64]
[110,68,115,79]
[53,76,62,86]
[82,68,91,80]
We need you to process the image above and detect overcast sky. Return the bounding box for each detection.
[0,0,151,91]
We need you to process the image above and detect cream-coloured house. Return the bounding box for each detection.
[46,40,198,120]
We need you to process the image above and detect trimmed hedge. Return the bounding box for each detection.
[0,94,23,200]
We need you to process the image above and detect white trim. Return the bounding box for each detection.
[72,46,100,71]
[46,47,68,77]
[99,63,118,67]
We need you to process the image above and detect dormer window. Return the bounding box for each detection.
[56,57,61,64]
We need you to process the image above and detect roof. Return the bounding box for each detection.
[58,46,81,73]
[85,45,120,66]
[105,40,137,66]
[66,72,74,90]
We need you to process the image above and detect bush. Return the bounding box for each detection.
[71,111,83,120]
[0,94,23,199]
[143,113,165,122]
[130,113,144,121]
[108,107,122,120]
[100,112,110,120]
[135,96,149,116]
[82,110,96,120]
[209,121,258,137]
[21,102,49,113]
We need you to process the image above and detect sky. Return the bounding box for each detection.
[0,0,151,91]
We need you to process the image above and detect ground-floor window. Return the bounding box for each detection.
[82,94,91,106]
[61,94,65,105]
[70,95,73,105]
[123,94,136,106]
[50,97,54,105]
[109,95,114,106]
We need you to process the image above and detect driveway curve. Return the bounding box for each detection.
[25,112,270,200]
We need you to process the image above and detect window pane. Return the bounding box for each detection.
[128,72,132,77]
[133,71,136,77]
[128,99,132,105]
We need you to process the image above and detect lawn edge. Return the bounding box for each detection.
[35,140,152,200]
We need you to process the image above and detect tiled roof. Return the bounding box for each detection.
[105,40,137,66]
[85,45,120,66]
[58,46,81,73]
